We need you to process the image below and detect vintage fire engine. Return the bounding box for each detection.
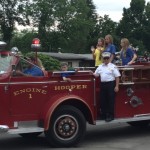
[0,39,150,147]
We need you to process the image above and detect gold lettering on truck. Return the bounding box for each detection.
[13,88,47,96]
[54,84,88,91]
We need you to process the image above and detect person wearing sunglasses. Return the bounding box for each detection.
[93,52,121,122]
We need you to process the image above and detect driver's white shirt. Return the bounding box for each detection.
[94,63,121,82]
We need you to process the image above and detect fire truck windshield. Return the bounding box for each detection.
[0,54,12,74]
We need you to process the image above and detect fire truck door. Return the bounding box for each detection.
[9,77,49,118]
[0,82,10,120]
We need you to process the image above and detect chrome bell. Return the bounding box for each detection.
[10,47,19,55]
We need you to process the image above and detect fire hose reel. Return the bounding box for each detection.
[129,96,143,108]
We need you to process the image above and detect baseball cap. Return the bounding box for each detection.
[102,52,111,58]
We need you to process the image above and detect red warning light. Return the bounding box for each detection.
[32,38,40,44]
[31,38,41,49]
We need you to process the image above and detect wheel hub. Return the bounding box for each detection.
[55,116,78,140]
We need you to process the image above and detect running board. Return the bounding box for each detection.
[96,115,150,125]
[8,127,44,134]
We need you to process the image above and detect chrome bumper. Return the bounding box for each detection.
[0,125,9,133]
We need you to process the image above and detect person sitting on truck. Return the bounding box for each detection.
[16,56,44,77]
[60,62,76,82]
[93,52,121,122]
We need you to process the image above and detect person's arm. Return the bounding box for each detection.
[92,50,96,59]
[128,53,137,65]
[109,44,116,63]
[15,70,31,76]
[91,46,96,59]
[114,77,120,92]
[109,53,115,63]
[93,67,100,77]
[93,73,100,77]
[62,76,72,82]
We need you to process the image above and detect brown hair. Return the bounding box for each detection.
[61,62,68,67]
[98,37,105,46]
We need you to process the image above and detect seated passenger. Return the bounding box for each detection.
[60,62,75,82]
[16,56,44,76]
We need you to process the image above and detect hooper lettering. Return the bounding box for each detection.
[54,84,87,90]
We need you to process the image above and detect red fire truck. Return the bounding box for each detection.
[0,40,150,147]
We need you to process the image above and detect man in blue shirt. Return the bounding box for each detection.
[16,56,44,76]
[23,56,44,76]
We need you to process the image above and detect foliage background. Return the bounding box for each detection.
[25,52,60,71]
[0,0,150,56]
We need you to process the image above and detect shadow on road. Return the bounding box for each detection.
[1,124,150,149]
[84,123,150,145]
[0,134,50,149]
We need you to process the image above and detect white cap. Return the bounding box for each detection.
[102,52,111,58]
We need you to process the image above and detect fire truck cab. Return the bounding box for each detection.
[0,40,150,147]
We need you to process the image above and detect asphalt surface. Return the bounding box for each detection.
[1,123,150,150]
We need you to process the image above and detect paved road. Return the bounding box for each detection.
[1,123,150,150]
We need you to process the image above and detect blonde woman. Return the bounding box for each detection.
[91,38,105,68]
[120,38,137,65]
[103,34,116,63]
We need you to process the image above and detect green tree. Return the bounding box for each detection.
[0,0,30,44]
[83,0,98,52]
[89,15,117,49]
[116,0,149,53]
[29,0,96,53]
[10,30,38,54]
[143,1,150,51]
[55,0,97,53]
[29,0,56,51]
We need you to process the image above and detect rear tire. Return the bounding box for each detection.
[45,105,86,147]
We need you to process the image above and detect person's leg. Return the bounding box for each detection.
[105,82,115,121]
[100,84,107,119]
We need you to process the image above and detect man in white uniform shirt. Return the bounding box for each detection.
[93,52,121,122]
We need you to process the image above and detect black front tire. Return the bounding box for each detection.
[45,105,86,147]
[19,132,42,138]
